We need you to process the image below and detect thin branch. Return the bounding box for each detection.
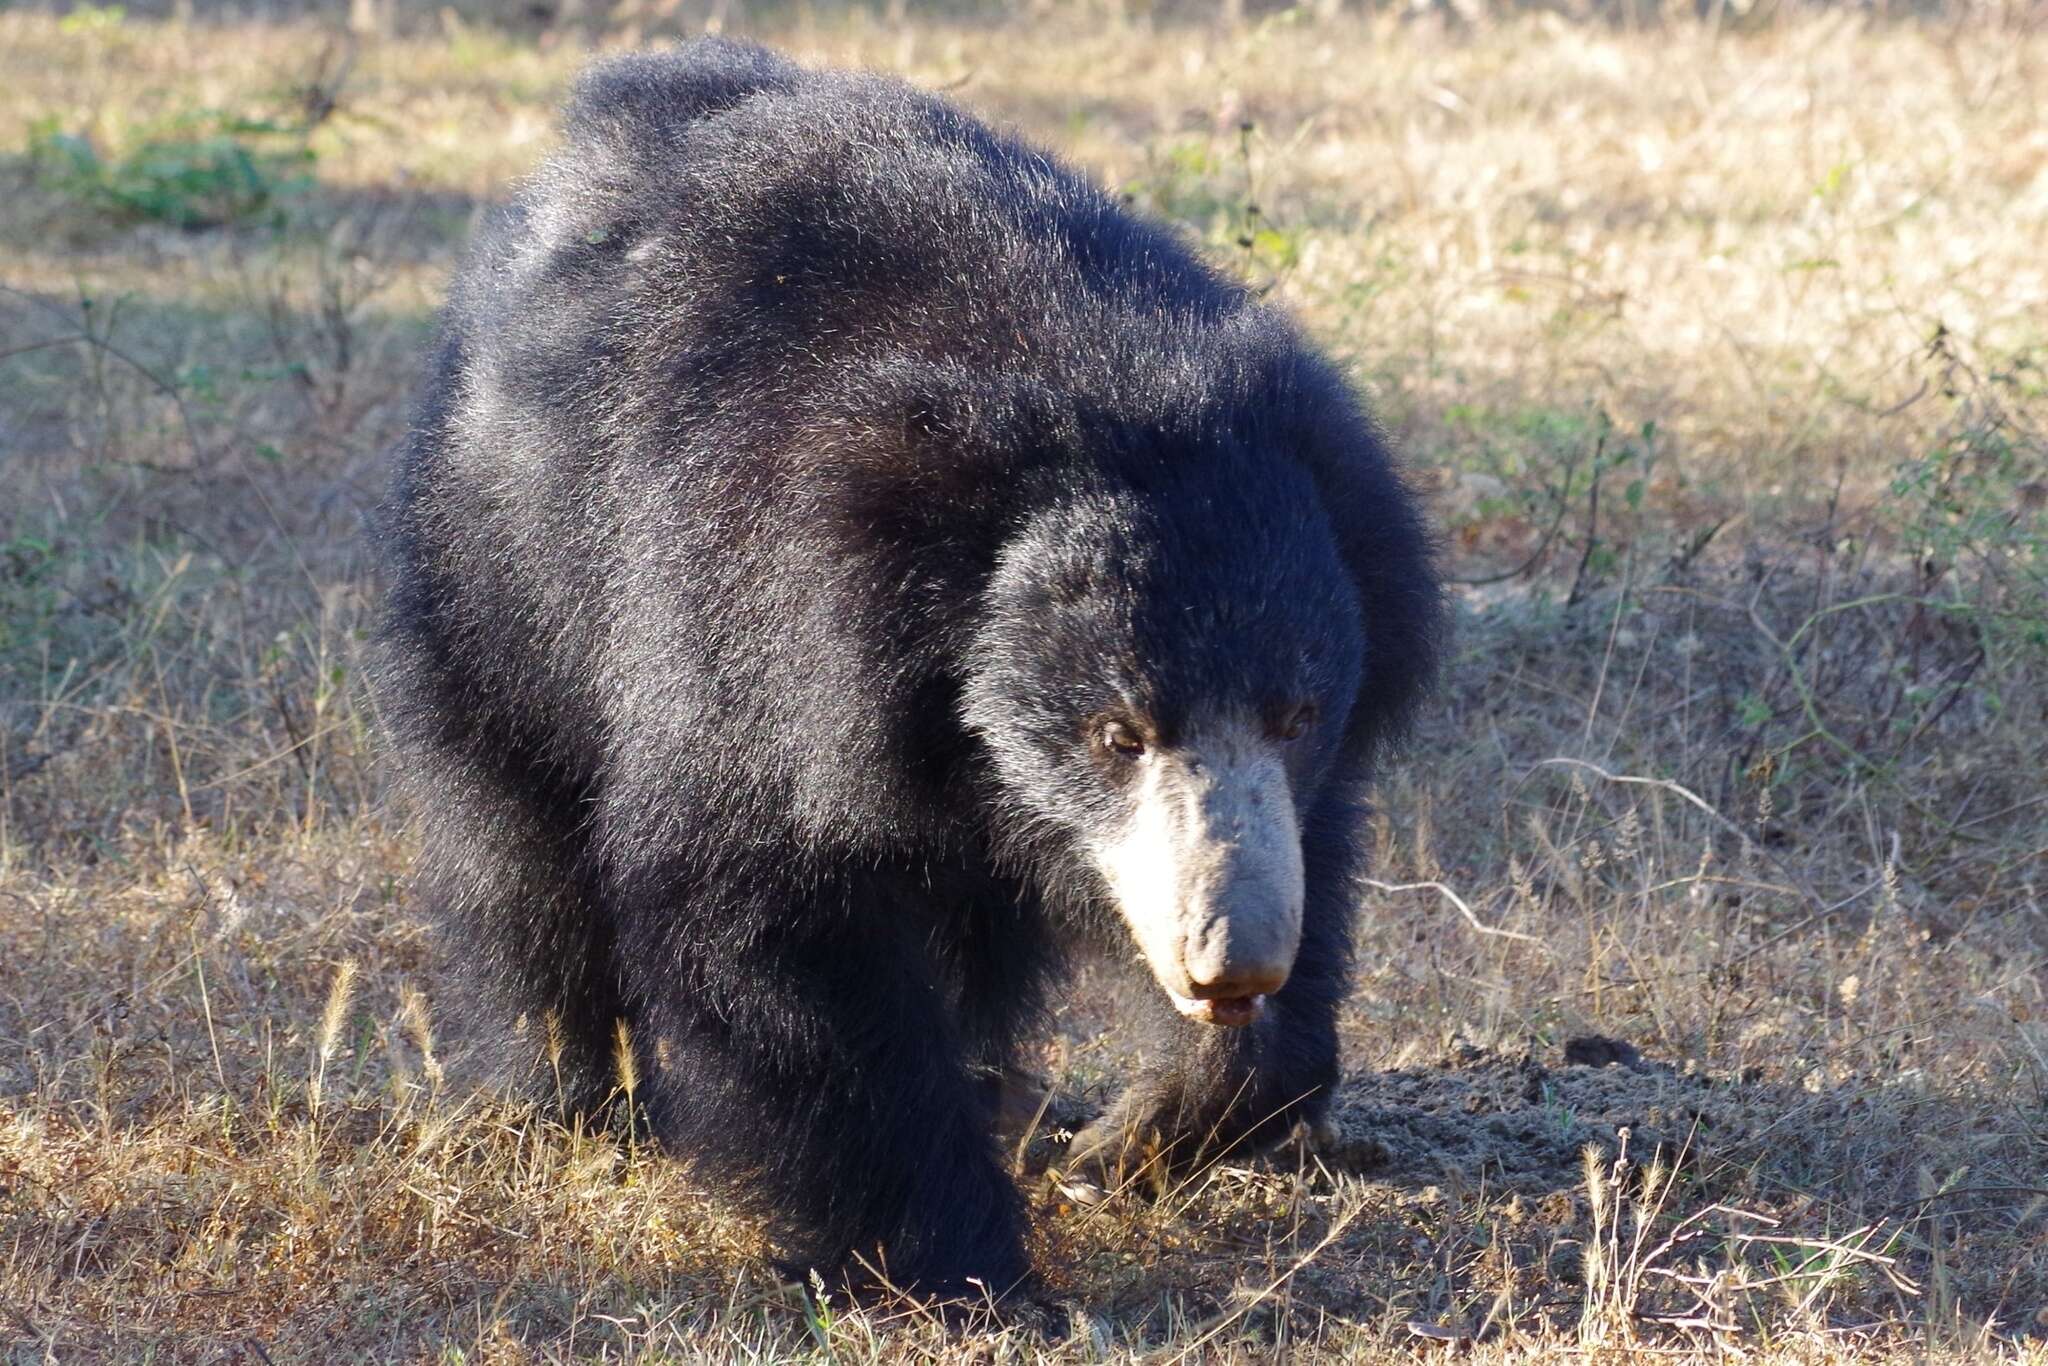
[1362,878,1546,946]
[0,334,87,362]
[1448,493,1573,586]
[1,283,211,466]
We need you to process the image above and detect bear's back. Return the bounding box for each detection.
[444,39,1256,451]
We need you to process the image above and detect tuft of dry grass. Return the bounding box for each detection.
[3,2,2045,1360]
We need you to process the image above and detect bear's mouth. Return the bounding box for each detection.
[1167,990,1265,1028]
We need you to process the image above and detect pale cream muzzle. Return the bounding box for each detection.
[1088,722,1305,1026]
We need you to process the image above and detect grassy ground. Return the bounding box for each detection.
[3,3,2046,1359]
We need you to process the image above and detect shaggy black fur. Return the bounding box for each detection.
[378,39,1439,1297]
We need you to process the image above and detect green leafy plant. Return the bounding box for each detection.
[1126,125,1303,287]
[27,109,315,229]
[57,2,127,33]
[1882,335,2048,660]
[1442,403,1668,602]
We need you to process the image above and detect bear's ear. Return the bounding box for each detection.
[1268,358,1445,769]
[563,41,799,158]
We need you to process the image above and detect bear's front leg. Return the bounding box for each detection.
[614,868,1032,1299]
[1066,977,1339,1190]
[1067,850,1356,1190]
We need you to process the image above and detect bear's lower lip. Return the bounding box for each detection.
[1168,991,1264,1027]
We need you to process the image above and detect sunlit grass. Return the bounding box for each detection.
[1,3,2043,1358]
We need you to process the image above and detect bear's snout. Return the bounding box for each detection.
[1167,881,1301,1028]
[1090,719,1308,1026]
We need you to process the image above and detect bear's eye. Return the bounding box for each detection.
[1098,720,1147,759]
[1278,703,1318,742]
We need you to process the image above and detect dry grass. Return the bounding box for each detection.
[3,2,2046,1359]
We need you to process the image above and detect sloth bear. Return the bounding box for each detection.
[379,39,1438,1297]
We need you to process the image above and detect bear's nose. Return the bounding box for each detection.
[1181,916,1293,1000]
[1183,961,1289,1000]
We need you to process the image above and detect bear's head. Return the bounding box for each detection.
[962,454,1365,1026]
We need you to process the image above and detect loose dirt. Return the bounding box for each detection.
[1322,1037,1900,1215]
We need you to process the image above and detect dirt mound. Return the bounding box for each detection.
[1321,1038,1763,1193]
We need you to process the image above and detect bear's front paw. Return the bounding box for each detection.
[1060,1079,1334,1198]
[1058,1093,1202,1200]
